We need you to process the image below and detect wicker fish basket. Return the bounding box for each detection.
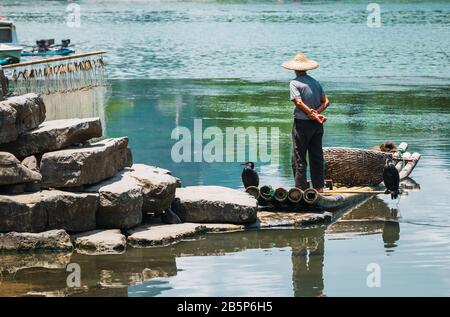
[323,147,392,186]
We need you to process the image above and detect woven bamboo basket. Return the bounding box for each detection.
[323,147,392,186]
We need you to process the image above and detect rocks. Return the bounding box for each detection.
[72,229,127,255]
[46,191,98,232]
[0,229,73,251]
[0,183,26,194]
[203,223,245,232]
[0,93,46,144]
[124,164,179,214]
[172,186,258,224]
[162,208,182,224]
[22,155,39,172]
[127,223,207,247]
[40,137,132,188]
[0,117,102,158]
[0,190,98,233]
[0,152,42,186]
[85,171,143,229]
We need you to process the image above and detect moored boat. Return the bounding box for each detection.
[0,19,22,65]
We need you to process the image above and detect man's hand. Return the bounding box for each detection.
[317,95,330,114]
[293,98,327,124]
[307,109,318,120]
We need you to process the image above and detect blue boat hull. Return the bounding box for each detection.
[21,49,75,57]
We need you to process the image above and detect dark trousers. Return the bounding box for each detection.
[291,119,324,190]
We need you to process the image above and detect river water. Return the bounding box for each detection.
[0,0,449,296]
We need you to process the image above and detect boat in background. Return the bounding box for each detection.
[0,19,23,65]
[21,39,75,57]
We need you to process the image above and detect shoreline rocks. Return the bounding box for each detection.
[0,152,42,186]
[0,190,98,233]
[127,223,207,247]
[72,229,127,255]
[124,164,179,215]
[0,117,102,158]
[85,171,143,229]
[40,137,132,188]
[0,93,333,255]
[0,93,46,144]
[0,229,73,251]
[172,186,258,224]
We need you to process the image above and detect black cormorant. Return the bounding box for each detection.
[383,159,400,199]
[241,161,259,188]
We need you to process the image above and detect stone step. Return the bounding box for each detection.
[127,223,207,247]
[40,137,132,188]
[0,117,102,158]
[124,164,179,215]
[85,171,143,229]
[0,151,41,186]
[0,190,98,233]
[84,164,180,229]
[0,94,46,144]
[72,229,127,255]
[172,186,258,224]
[0,229,73,251]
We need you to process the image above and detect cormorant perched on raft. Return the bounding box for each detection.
[383,159,400,199]
[241,162,259,188]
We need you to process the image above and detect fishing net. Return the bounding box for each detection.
[324,147,392,186]
[1,52,108,132]
[5,55,105,95]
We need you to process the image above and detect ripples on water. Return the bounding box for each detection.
[2,1,450,79]
[0,0,449,296]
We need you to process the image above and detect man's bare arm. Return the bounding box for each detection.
[292,98,317,120]
[316,95,330,114]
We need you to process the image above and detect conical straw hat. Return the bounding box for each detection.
[281,53,319,71]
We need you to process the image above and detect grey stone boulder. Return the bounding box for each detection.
[203,223,245,232]
[0,190,98,233]
[124,164,179,215]
[40,137,132,188]
[0,229,73,251]
[20,156,41,192]
[0,117,102,158]
[85,171,143,229]
[21,155,39,172]
[0,93,46,144]
[172,186,258,224]
[127,223,207,247]
[0,151,42,186]
[72,229,127,255]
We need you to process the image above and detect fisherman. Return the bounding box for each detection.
[282,53,330,192]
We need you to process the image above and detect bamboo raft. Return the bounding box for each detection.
[246,142,421,213]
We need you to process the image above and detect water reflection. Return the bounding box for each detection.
[0,181,427,297]
[328,197,401,253]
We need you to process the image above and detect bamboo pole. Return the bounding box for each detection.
[259,185,274,202]
[397,142,408,153]
[395,152,411,171]
[287,187,303,203]
[245,186,260,200]
[400,152,421,179]
[274,187,288,202]
[2,51,106,69]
